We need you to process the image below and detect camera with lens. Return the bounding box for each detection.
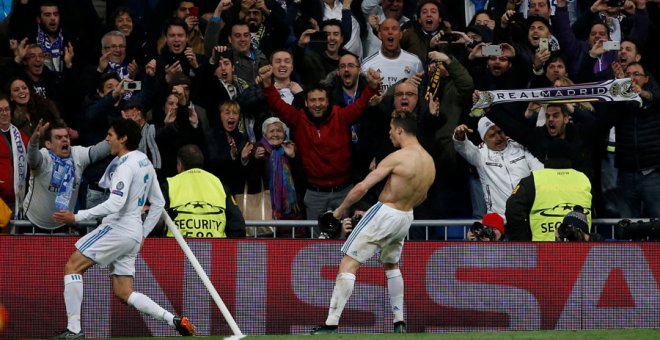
[467,39,480,49]
[318,210,341,239]
[437,21,457,42]
[469,222,497,241]
[350,214,362,228]
[615,219,660,241]
[508,12,525,25]
[341,214,363,237]
[557,222,585,242]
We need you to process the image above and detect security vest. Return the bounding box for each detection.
[529,168,592,241]
[167,169,228,238]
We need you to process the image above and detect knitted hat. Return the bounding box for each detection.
[482,212,505,234]
[477,116,496,141]
[562,205,589,233]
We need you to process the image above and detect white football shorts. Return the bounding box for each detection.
[341,202,413,264]
[76,224,141,276]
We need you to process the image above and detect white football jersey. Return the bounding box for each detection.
[361,50,423,93]
[76,150,165,242]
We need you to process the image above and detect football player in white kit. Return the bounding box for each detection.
[311,110,435,334]
[52,118,196,338]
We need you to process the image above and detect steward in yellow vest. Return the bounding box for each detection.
[506,140,592,241]
[164,145,245,238]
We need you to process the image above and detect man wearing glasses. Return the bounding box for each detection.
[95,31,136,82]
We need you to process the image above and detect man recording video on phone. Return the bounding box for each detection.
[570,0,650,43]
[295,19,346,90]
[468,42,529,92]
[553,0,649,82]
[161,1,205,55]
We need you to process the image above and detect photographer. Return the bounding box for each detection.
[615,218,660,241]
[467,212,506,241]
[338,200,371,239]
[318,200,371,239]
[556,205,604,242]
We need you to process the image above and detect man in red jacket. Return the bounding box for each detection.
[259,65,381,236]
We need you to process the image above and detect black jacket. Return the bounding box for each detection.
[610,77,660,171]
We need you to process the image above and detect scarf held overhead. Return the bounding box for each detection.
[472,78,642,109]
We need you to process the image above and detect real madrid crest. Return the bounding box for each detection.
[404,66,410,73]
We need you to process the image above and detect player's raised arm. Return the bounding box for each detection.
[333,156,395,219]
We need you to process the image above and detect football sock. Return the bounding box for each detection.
[64,274,84,334]
[386,269,405,323]
[127,292,175,327]
[325,272,356,326]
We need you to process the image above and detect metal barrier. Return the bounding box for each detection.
[7,218,641,240]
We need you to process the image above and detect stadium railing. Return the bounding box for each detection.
[7,218,638,240]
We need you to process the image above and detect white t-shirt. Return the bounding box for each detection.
[361,49,424,92]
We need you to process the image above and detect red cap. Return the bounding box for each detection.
[482,213,505,234]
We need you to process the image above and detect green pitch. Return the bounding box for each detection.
[90,329,660,340]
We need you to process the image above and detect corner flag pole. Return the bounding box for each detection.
[162,211,244,337]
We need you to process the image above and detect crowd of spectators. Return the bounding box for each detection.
[0,0,659,240]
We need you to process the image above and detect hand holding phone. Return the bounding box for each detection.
[188,6,199,17]
[603,40,620,51]
[123,81,142,91]
[607,0,625,8]
[482,44,503,57]
[309,31,327,43]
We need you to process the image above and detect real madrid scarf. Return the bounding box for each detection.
[472,78,642,110]
[36,25,64,72]
[9,125,27,218]
[48,150,75,211]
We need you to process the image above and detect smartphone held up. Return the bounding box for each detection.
[123,81,142,91]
